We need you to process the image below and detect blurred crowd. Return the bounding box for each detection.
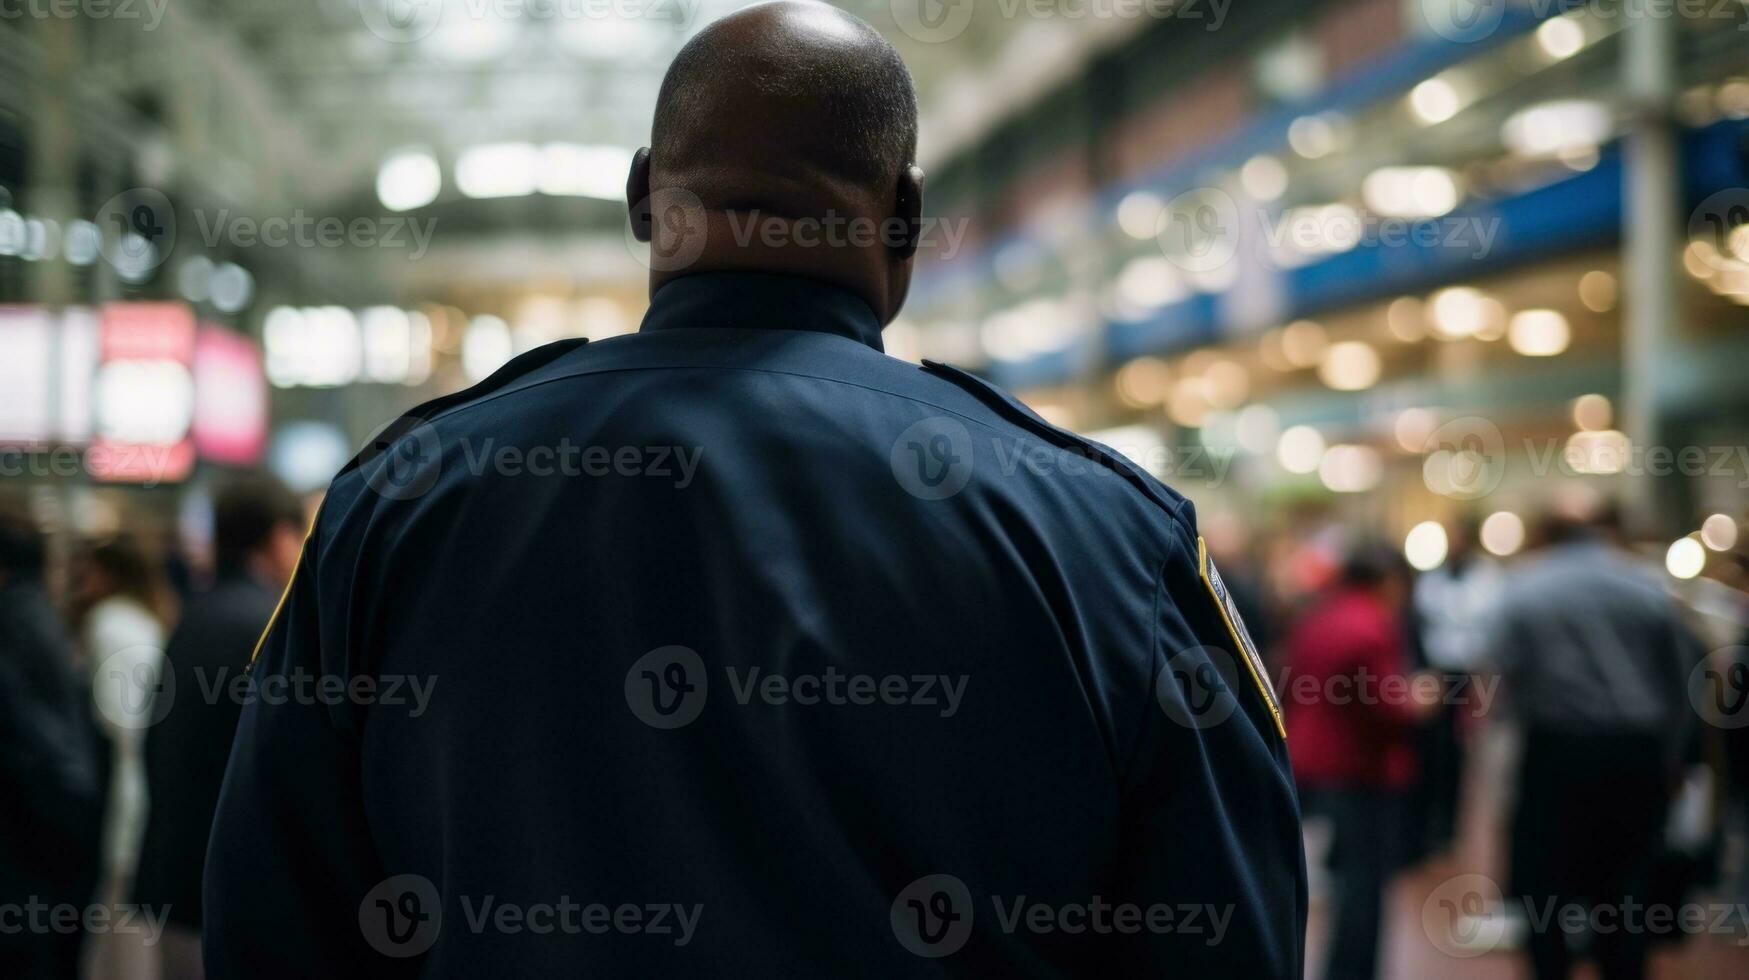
[1216,496,1749,979]
[1,476,306,980]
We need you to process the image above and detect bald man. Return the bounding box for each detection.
[204,4,1304,976]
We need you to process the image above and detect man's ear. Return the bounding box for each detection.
[627,147,653,243]
[891,164,924,260]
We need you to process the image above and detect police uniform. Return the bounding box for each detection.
[204,271,1306,977]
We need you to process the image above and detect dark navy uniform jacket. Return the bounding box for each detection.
[205,271,1305,977]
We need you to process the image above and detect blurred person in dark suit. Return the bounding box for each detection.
[1494,503,1705,980]
[135,474,305,979]
[0,507,104,980]
[1286,542,1439,980]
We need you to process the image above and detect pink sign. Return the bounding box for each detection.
[192,324,269,464]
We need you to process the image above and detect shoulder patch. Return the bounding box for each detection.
[1197,536,1285,738]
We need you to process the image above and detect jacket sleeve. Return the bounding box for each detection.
[202,519,415,978]
[1111,514,1306,977]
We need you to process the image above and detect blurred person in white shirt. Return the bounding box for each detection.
[1409,515,1502,858]
[69,536,171,980]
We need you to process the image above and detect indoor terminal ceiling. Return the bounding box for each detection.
[12,0,1153,214]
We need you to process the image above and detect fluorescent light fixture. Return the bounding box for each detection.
[377,150,442,212]
[456,143,539,200]
[538,143,635,200]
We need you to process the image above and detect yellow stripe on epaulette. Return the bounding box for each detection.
[247,513,318,668]
[1197,536,1285,739]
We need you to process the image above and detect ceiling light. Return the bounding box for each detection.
[377,150,441,212]
[456,143,539,200]
[1410,78,1461,124]
[1507,309,1571,356]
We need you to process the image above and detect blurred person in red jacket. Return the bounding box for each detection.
[1286,542,1439,980]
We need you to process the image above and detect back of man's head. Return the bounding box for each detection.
[0,505,47,585]
[213,472,303,573]
[651,1,916,210]
[1339,541,1406,592]
[631,1,924,323]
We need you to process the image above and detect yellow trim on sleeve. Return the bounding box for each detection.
[248,516,317,666]
[1197,536,1286,739]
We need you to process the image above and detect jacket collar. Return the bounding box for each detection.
[638,272,884,352]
